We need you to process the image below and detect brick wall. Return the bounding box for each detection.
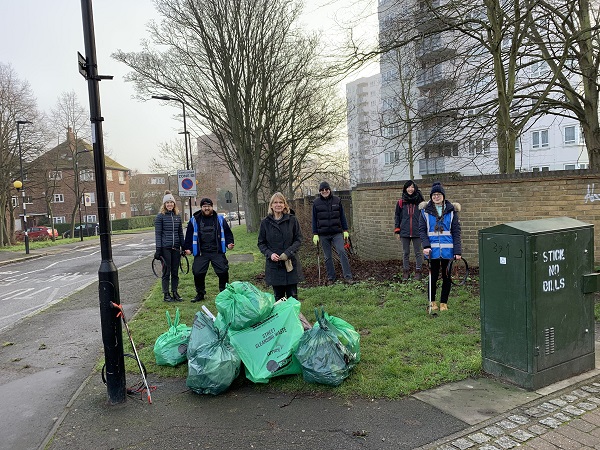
[348,171,600,266]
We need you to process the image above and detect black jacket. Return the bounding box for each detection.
[312,195,348,235]
[258,213,303,286]
[394,187,424,238]
[184,212,234,255]
[155,210,184,250]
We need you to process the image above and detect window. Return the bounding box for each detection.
[383,126,398,137]
[563,125,583,145]
[53,216,66,224]
[150,177,165,185]
[532,130,549,149]
[441,144,459,157]
[80,169,94,181]
[384,151,400,164]
[11,196,18,207]
[121,212,127,219]
[49,170,63,180]
[564,164,576,170]
[130,191,138,199]
[53,193,64,203]
[120,192,127,204]
[86,215,97,223]
[532,166,550,172]
[468,140,490,156]
[108,192,115,207]
[580,163,589,169]
[515,138,521,153]
[110,213,116,220]
[118,171,126,184]
[106,170,113,181]
[531,60,549,77]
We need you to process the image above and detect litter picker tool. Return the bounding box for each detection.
[317,241,321,285]
[111,302,153,404]
[426,256,438,317]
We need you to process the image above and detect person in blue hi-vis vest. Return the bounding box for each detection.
[184,197,234,303]
[418,182,462,312]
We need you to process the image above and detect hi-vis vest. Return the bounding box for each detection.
[422,210,455,259]
[191,214,226,256]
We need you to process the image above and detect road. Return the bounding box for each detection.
[0,231,155,332]
[0,231,156,450]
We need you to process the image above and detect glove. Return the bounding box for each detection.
[312,235,319,245]
[154,250,161,260]
[343,231,349,239]
[279,253,288,261]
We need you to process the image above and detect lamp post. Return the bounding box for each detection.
[151,95,193,220]
[14,120,32,254]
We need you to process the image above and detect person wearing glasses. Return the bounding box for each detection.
[419,182,462,311]
[312,181,354,285]
[155,191,185,303]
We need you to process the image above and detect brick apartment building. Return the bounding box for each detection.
[13,129,130,230]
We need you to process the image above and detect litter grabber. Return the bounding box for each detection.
[425,256,438,317]
[316,241,322,285]
[344,236,357,256]
[111,302,153,404]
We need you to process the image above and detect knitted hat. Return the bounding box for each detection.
[319,181,330,191]
[162,192,176,204]
[430,182,446,199]
[200,198,213,207]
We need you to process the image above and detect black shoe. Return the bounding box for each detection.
[163,293,176,302]
[191,293,204,303]
[343,278,355,285]
[172,291,184,302]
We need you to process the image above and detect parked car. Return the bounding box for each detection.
[62,223,99,238]
[226,212,238,221]
[238,211,245,220]
[15,226,59,242]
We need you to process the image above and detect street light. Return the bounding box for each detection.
[151,95,194,220]
[14,120,32,254]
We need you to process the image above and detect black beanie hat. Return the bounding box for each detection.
[319,181,330,191]
[200,198,213,207]
[430,182,446,199]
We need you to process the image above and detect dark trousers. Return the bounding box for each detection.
[429,258,451,304]
[192,252,229,295]
[272,284,298,301]
[160,247,181,294]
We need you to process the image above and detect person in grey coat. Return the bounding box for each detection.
[258,192,303,301]
[155,191,185,302]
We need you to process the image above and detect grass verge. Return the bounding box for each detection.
[124,226,483,399]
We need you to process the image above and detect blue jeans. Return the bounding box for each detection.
[320,233,352,281]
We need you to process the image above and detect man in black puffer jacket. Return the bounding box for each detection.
[311,181,354,285]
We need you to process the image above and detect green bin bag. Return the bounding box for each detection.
[186,311,241,395]
[215,281,275,331]
[314,311,360,368]
[228,298,304,383]
[294,308,357,386]
[153,309,192,367]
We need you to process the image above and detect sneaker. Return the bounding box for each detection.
[440,303,448,311]
[343,278,355,285]
[402,270,410,281]
[430,301,439,311]
[191,293,205,303]
[414,270,422,281]
[172,291,184,302]
[163,293,176,302]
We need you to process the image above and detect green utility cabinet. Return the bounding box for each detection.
[479,217,598,390]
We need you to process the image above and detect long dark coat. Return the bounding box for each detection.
[258,213,303,286]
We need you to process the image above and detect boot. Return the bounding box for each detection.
[414,270,422,281]
[430,301,439,311]
[402,269,410,281]
[172,291,183,302]
[191,293,205,303]
[440,303,448,311]
[163,292,176,302]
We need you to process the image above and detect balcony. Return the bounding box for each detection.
[417,127,452,146]
[416,62,454,88]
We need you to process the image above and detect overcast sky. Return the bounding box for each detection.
[1,0,377,173]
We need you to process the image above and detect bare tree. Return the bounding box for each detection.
[149,140,189,214]
[113,0,343,231]
[0,63,45,245]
